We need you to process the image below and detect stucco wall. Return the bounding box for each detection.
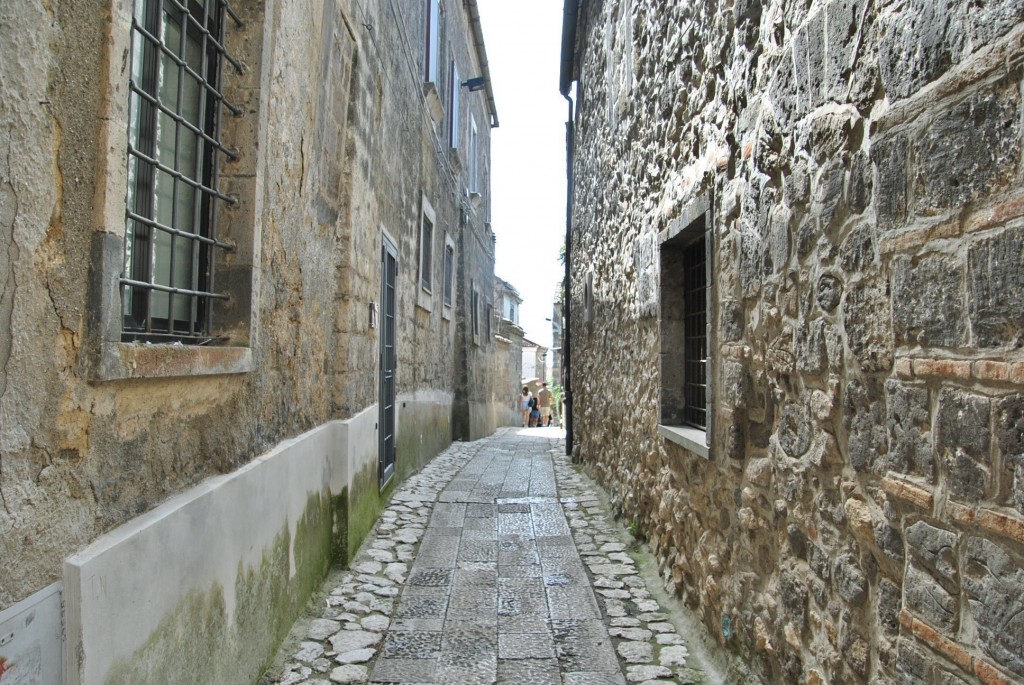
[1,0,502,677]
[567,1,1024,684]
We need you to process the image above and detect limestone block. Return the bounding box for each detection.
[915,86,1021,214]
[886,381,933,478]
[995,394,1024,515]
[904,564,958,633]
[905,520,958,587]
[844,378,887,474]
[842,280,893,372]
[832,553,867,606]
[878,577,901,636]
[871,133,909,228]
[892,252,962,348]
[936,388,992,501]
[963,537,1024,677]
[896,637,930,685]
[968,229,1024,349]
[816,273,842,312]
[877,0,961,101]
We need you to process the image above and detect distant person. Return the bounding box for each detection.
[529,394,541,427]
[520,386,532,427]
[538,382,554,427]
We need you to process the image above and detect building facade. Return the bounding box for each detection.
[562,1,1024,684]
[0,0,508,682]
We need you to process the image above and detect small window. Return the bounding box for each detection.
[424,0,441,83]
[448,59,459,148]
[443,239,454,307]
[471,286,479,339]
[469,115,479,193]
[420,215,433,292]
[122,0,240,343]
[659,194,714,458]
[486,303,493,340]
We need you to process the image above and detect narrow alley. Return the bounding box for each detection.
[264,428,733,685]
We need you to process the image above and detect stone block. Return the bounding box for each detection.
[777,403,812,458]
[842,280,893,372]
[844,378,887,474]
[814,158,847,231]
[796,318,826,374]
[840,226,877,275]
[886,381,933,478]
[878,0,960,101]
[892,254,967,348]
[848,151,872,215]
[874,521,904,565]
[964,537,1024,677]
[905,521,958,586]
[832,552,867,606]
[968,229,1024,348]
[878,577,901,635]
[896,638,930,685]
[904,564,958,633]
[780,571,808,629]
[721,298,744,342]
[825,0,868,102]
[915,86,1021,214]
[936,388,992,501]
[872,133,909,228]
[994,394,1024,514]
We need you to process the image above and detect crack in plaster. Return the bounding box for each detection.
[1,126,20,515]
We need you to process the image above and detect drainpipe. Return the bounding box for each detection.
[559,0,580,457]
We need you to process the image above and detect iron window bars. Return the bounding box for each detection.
[682,236,707,429]
[122,0,242,343]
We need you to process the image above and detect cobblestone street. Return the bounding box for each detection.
[263,427,728,685]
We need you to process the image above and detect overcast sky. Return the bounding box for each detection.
[478,0,567,349]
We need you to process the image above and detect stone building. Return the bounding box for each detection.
[561,1,1024,684]
[0,0,507,682]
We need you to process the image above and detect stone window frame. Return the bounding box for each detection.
[657,192,715,460]
[88,0,264,382]
[442,233,455,319]
[416,193,436,313]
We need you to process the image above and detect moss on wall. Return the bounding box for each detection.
[103,490,337,685]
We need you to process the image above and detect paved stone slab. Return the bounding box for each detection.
[264,428,714,684]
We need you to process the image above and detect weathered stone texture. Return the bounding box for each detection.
[565,0,1024,682]
[964,537,1024,677]
[892,255,967,348]
[969,229,1024,349]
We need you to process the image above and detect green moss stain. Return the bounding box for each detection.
[332,487,349,566]
[103,491,338,685]
[104,584,233,685]
[346,459,386,564]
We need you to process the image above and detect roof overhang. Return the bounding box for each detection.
[465,0,499,128]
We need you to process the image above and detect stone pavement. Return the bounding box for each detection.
[263,427,721,685]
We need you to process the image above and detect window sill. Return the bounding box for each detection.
[416,288,434,313]
[659,424,709,460]
[93,341,253,381]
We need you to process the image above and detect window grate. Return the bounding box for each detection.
[121,0,241,342]
[682,236,707,429]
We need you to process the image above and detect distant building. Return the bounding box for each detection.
[521,338,549,387]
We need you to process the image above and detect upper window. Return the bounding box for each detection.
[471,285,480,339]
[123,0,239,343]
[424,0,441,84]
[443,238,455,308]
[420,213,434,293]
[448,58,460,149]
[469,114,479,193]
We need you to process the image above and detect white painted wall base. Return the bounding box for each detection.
[63,407,378,685]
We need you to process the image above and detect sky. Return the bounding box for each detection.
[477,0,568,349]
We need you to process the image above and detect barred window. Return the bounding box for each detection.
[122,0,241,343]
[681,237,707,429]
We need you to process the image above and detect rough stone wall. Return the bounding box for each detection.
[567,1,1024,683]
[0,0,498,620]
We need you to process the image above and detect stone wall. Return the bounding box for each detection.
[0,0,503,678]
[565,1,1024,683]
